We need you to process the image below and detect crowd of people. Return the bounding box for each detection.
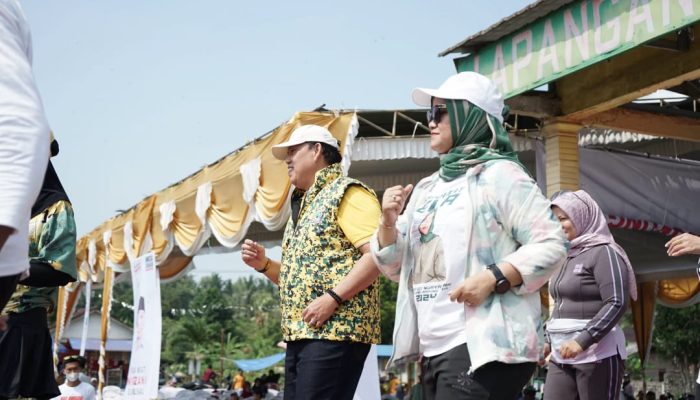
[241,72,700,399]
[2,0,700,399]
[160,367,283,400]
[633,390,697,400]
[215,368,280,398]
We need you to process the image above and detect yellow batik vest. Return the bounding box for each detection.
[279,163,381,344]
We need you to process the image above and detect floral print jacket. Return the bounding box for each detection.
[371,160,567,372]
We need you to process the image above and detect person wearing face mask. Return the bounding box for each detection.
[372,71,567,399]
[53,356,96,400]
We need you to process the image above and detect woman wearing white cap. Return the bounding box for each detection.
[371,72,567,399]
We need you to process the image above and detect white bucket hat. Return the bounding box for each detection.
[411,71,505,123]
[271,124,339,160]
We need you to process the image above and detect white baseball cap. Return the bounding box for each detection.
[271,124,339,160]
[411,71,505,123]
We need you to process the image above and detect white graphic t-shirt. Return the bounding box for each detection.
[53,382,96,400]
[411,174,469,357]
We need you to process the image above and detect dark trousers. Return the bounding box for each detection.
[0,273,19,312]
[544,354,624,400]
[0,307,59,400]
[421,344,536,400]
[284,339,370,400]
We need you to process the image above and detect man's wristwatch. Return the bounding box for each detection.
[486,264,511,294]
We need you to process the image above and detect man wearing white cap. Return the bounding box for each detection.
[241,124,382,400]
[372,72,566,399]
[0,0,51,314]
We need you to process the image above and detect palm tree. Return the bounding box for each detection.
[165,316,213,363]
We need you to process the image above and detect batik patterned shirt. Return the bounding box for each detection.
[3,200,77,315]
[280,163,381,343]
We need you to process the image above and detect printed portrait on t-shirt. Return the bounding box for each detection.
[413,209,446,284]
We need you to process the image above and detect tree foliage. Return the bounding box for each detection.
[102,274,283,370]
[378,275,398,344]
[652,303,700,393]
[79,271,401,373]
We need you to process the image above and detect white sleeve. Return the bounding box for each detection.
[87,385,97,400]
[0,0,50,231]
[370,213,408,282]
[370,177,432,282]
[484,162,568,294]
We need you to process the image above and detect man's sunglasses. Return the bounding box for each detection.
[426,104,448,125]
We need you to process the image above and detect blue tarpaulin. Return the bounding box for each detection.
[376,344,393,357]
[230,352,286,372]
[227,344,393,371]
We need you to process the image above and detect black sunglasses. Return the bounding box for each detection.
[426,104,448,125]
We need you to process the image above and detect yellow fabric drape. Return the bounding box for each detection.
[631,281,657,366]
[159,254,194,281]
[107,215,128,265]
[209,174,249,238]
[53,282,83,366]
[256,122,296,220]
[150,204,170,260]
[131,196,156,256]
[168,190,202,251]
[98,267,114,396]
[65,112,356,354]
[76,236,89,281]
[75,111,355,279]
[54,286,66,352]
[658,277,700,305]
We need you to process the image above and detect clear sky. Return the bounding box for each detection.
[21,0,532,280]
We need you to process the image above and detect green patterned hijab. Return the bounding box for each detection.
[439,99,525,181]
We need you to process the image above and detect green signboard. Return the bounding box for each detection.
[454,0,700,99]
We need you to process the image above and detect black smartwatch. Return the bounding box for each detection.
[486,264,511,294]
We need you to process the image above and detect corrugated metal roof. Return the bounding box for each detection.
[579,130,659,146]
[439,0,575,57]
[68,338,132,352]
[579,128,700,161]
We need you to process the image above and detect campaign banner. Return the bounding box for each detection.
[124,252,161,400]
